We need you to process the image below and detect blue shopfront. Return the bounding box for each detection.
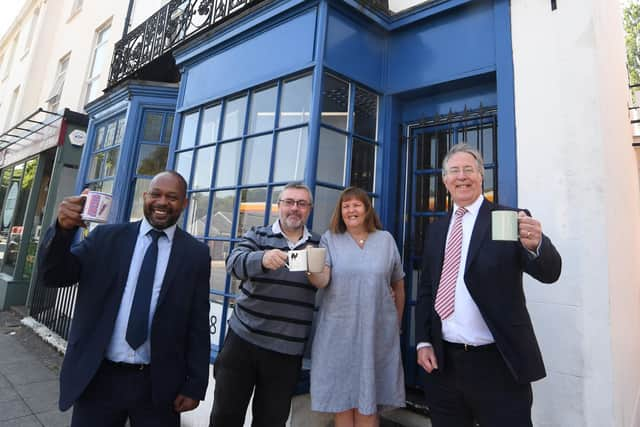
[71,0,518,404]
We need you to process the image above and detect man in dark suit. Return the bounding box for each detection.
[416,144,562,427]
[38,171,211,427]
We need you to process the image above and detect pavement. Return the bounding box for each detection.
[0,309,70,427]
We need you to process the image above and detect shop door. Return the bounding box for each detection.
[399,108,498,392]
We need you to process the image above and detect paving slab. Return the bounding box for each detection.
[16,380,59,414]
[0,374,10,389]
[0,415,43,427]
[35,409,71,427]
[1,360,57,387]
[0,399,32,422]
[0,387,19,403]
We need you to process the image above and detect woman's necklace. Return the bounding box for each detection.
[350,231,368,247]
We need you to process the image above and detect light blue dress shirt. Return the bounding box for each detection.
[105,218,176,364]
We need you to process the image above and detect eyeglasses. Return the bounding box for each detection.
[278,199,312,208]
[445,166,478,176]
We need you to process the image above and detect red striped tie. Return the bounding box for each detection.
[434,207,467,320]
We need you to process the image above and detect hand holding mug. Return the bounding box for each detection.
[518,211,541,251]
[57,190,89,230]
[262,249,288,270]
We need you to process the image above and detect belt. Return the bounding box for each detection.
[103,359,150,371]
[443,341,496,352]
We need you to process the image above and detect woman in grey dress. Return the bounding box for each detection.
[308,187,405,427]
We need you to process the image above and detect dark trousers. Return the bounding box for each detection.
[209,329,302,427]
[71,360,179,427]
[423,342,533,427]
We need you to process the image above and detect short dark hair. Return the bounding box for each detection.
[329,187,383,234]
[280,182,313,204]
[155,170,188,199]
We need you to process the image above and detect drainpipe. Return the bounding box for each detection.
[122,0,135,38]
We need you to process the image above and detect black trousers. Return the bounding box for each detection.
[71,360,179,427]
[423,342,533,427]
[209,329,302,427]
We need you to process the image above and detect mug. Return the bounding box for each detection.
[81,191,112,223]
[306,247,327,273]
[286,249,308,272]
[491,210,518,241]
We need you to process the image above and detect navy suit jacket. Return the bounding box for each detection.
[37,221,211,411]
[415,199,562,384]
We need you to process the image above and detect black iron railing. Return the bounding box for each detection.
[30,284,78,340]
[108,0,268,87]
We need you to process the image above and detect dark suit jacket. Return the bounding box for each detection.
[415,199,562,384]
[37,221,211,411]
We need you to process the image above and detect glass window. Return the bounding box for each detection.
[222,96,247,140]
[353,86,378,139]
[178,112,199,149]
[279,74,312,128]
[175,151,193,185]
[163,115,174,144]
[88,152,105,180]
[268,186,283,226]
[242,135,272,185]
[104,121,117,147]
[192,146,216,190]
[273,127,307,182]
[85,114,124,195]
[136,145,168,175]
[85,24,111,104]
[248,85,276,134]
[114,116,126,146]
[317,128,346,186]
[46,53,69,113]
[312,186,342,234]
[129,178,151,221]
[209,190,236,238]
[321,74,349,130]
[95,126,106,150]
[236,187,267,236]
[209,240,231,293]
[187,192,210,237]
[104,148,119,177]
[199,104,221,145]
[215,141,241,187]
[143,112,164,141]
[351,139,376,191]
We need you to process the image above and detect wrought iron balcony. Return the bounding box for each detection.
[108,0,268,88]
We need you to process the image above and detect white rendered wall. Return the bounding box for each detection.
[511,0,640,426]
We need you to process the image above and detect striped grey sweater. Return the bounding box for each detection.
[226,224,321,356]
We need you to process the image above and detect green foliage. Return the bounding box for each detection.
[624,2,640,86]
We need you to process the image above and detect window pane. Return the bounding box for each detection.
[89,179,113,194]
[199,104,221,145]
[178,112,199,150]
[321,74,349,130]
[104,121,117,147]
[312,186,342,233]
[273,127,307,182]
[175,151,193,186]
[317,128,346,186]
[163,115,174,144]
[484,169,495,203]
[416,130,448,171]
[481,124,494,163]
[95,125,105,149]
[215,141,241,187]
[209,190,236,238]
[129,178,151,221]
[89,152,104,180]
[236,187,267,236]
[279,74,312,128]
[268,186,284,226]
[353,86,378,139]
[187,191,210,237]
[193,146,216,190]
[248,85,276,134]
[209,240,231,293]
[104,148,119,177]
[242,135,272,185]
[350,139,375,191]
[136,145,168,175]
[143,112,163,141]
[114,116,126,146]
[222,96,246,140]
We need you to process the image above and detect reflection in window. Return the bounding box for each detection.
[273,127,307,182]
[216,141,241,187]
[317,128,346,186]
[236,187,267,236]
[268,186,283,226]
[143,112,164,141]
[222,96,247,140]
[312,186,342,234]
[279,74,312,128]
[136,146,168,175]
[129,178,151,221]
[351,139,376,191]
[248,86,276,134]
[199,104,221,145]
[242,135,272,185]
[321,74,349,130]
[104,148,119,177]
[187,191,210,237]
[192,146,216,189]
[208,240,231,293]
[175,151,194,185]
[178,112,199,149]
[209,190,236,238]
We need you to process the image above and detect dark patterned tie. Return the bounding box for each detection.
[434,207,467,320]
[126,229,165,349]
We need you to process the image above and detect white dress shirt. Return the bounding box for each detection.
[105,218,176,364]
[272,220,312,249]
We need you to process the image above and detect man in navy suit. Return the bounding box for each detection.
[38,171,210,427]
[416,144,562,427]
